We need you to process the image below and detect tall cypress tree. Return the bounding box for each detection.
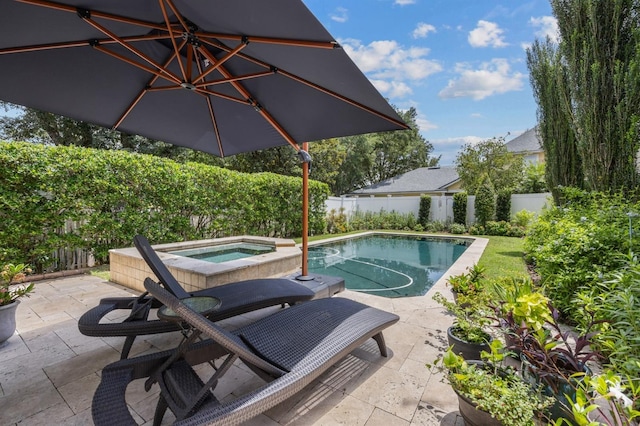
[551,0,640,192]
[527,38,583,203]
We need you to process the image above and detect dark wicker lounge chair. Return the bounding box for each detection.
[92,277,399,426]
[79,235,344,359]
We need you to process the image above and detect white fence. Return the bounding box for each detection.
[326,193,553,224]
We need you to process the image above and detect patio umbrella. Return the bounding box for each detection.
[0,0,407,276]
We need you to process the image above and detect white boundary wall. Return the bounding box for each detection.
[326,193,553,224]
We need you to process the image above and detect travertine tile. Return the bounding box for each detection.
[349,366,426,421]
[366,407,411,426]
[58,373,101,413]
[6,273,469,425]
[0,376,64,424]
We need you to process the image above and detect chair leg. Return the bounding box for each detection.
[372,332,388,357]
[120,336,136,359]
[153,394,169,426]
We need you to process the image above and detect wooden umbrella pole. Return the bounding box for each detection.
[301,142,310,277]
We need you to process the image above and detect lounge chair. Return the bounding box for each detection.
[79,235,344,359]
[92,277,399,425]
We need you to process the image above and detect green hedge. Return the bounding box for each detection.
[0,142,329,271]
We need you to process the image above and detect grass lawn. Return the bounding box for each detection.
[477,235,529,280]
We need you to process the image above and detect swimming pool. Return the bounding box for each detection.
[169,242,276,263]
[307,233,471,298]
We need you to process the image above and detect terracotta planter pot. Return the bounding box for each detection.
[0,300,19,344]
[447,326,492,360]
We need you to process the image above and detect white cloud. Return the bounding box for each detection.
[438,58,524,100]
[341,38,443,99]
[416,116,437,132]
[412,22,436,39]
[394,0,416,5]
[371,79,413,98]
[470,113,483,119]
[434,135,485,146]
[431,135,486,165]
[529,16,559,43]
[330,7,348,23]
[468,20,508,48]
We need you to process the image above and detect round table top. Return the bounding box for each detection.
[157,296,221,322]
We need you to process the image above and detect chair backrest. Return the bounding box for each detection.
[134,235,190,299]
[143,277,286,377]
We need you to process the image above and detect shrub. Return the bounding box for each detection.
[0,142,330,271]
[513,209,536,229]
[496,189,511,222]
[449,223,466,234]
[474,176,496,227]
[424,221,446,232]
[348,209,417,232]
[418,195,431,227]
[326,208,349,234]
[524,187,633,318]
[578,258,640,380]
[453,192,468,225]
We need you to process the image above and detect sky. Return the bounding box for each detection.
[302,0,558,165]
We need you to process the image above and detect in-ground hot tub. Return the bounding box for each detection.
[109,236,302,293]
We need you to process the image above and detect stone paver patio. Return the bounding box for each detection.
[0,238,487,425]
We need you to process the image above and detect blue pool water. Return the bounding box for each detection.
[308,234,470,298]
[169,243,275,263]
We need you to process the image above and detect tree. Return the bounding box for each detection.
[518,162,548,194]
[526,39,582,202]
[453,192,468,225]
[455,137,524,195]
[474,175,496,227]
[555,0,640,192]
[528,0,640,194]
[365,107,438,184]
[418,195,431,227]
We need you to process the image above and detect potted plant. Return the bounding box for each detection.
[0,263,34,344]
[513,303,603,423]
[428,340,553,426]
[488,277,551,350]
[447,264,486,306]
[433,291,492,360]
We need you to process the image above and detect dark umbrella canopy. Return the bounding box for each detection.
[0,0,407,156]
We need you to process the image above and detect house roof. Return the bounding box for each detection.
[506,127,542,154]
[351,165,460,195]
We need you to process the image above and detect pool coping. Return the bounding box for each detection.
[305,231,488,301]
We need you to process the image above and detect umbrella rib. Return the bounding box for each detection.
[195,55,225,157]
[200,38,408,130]
[197,31,338,50]
[112,43,186,130]
[94,45,179,86]
[159,0,187,82]
[162,0,193,34]
[197,71,275,88]
[193,41,248,85]
[277,69,410,130]
[0,34,173,56]
[196,45,300,150]
[17,0,167,32]
[80,14,182,85]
